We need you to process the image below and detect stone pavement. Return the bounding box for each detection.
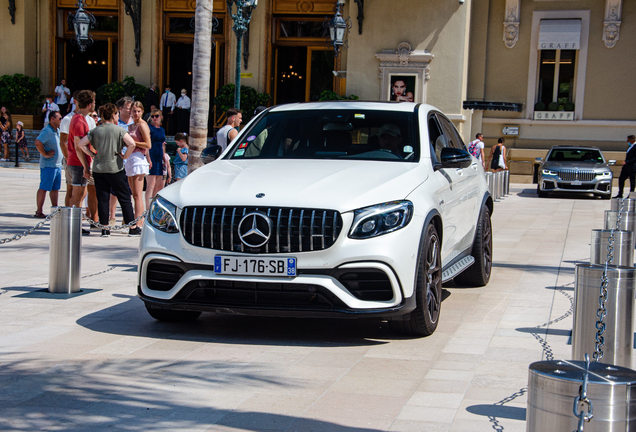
[0,167,619,431]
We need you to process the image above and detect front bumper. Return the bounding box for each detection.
[539,175,612,195]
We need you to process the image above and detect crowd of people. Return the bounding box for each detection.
[24,86,188,238]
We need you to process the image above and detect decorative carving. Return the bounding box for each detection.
[603,0,622,48]
[397,42,411,66]
[123,0,142,66]
[353,0,363,35]
[503,0,519,49]
[8,0,15,24]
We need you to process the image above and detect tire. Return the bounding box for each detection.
[537,184,548,198]
[145,304,202,322]
[454,205,492,287]
[389,223,442,337]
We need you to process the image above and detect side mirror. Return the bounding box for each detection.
[201,145,222,164]
[535,157,543,163]
[440,147,472,169]
[608,160,617,166]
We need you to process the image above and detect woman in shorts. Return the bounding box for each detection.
[124,101,152,228]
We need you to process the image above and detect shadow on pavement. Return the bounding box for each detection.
[0,356,384,431]
[465,404,526,420]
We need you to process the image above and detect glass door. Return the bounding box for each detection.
[273,46,334,104]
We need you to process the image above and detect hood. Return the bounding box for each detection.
[543,161,609,170]
[160,159,428,212]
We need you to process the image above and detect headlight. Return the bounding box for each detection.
[349,201,414,239]
[597,171,612,178]
[542,169,558,176]
[148,196,179,233]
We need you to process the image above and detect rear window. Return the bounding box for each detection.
[547,149,604,163]
[227,109,418,162]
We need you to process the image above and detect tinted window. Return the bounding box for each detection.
[547,149,604,163]
[436,114,465,150]
[228,109,418,162]
[428,115,445,164]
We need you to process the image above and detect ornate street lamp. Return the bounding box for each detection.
[226,0,258,109]
[326,1,351,57]
[67,0,96,53]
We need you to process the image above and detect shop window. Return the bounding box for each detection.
[537,49,576,110]
[63,11,118,34]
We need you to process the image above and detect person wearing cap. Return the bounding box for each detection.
[378,123,403,157]
[175,88,191,134]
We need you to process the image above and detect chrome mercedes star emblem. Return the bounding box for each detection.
[238,212,272,248]
[256,193,265,198]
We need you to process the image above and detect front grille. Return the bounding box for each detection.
[175,280,347,309]
[146,261,185,291]
[557,182,595,190]
[180,206,343,253]
[558,170,595,182]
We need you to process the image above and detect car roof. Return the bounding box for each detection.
[268,101,438,114]
[548,145,603,152]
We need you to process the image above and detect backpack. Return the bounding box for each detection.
[468,140,481,158]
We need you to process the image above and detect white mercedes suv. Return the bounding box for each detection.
[139,101,493,336]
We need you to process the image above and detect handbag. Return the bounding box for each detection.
[498,149,506,169]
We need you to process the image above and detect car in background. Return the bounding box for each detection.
[537,146,615,199]
[139,101,493,337]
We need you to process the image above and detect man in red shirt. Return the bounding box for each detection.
[65,90,96,228]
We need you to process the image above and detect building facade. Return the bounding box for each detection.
[1,0,634,160]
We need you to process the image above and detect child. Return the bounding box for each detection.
[173,132,189,181]
[15,121,28,161]
[163,150,172,186]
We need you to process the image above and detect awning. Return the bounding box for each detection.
[538,19,581,50]
[463,101,523,112]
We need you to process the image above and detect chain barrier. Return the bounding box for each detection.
[487,387,528,432]
[573,354,594,432]
[594,198,624,362]
[82,211,147,231]
[0,208,61,245]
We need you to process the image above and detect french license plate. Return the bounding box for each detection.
[571,181,582,185]
[214,256,297,277]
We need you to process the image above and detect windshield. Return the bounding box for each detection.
[547,148,605,163]
[226,109,418,162]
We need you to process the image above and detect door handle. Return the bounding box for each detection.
[471,163,479,170]
[456,169,464,175]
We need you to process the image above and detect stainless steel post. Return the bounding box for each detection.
[498,171,504,198]
[494,172,501,200]
[611,198,636,212]
[527,359,636,431]
[604,210,636,232]
[48,207,82,293]
[485,172,493,197]
[590,229,634,267]
[571,264,636,367]
[504,170,510,195]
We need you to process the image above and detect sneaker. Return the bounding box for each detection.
[109,217,116,227]
[128,227,142,237]
[0,158,5,161]
[101,229,110,237]
[82,228,91,236]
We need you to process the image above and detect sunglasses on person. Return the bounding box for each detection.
[91,115,98,118]
[151,115,161,118]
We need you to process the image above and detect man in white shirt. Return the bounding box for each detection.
[159,85,176,135]
[42,95,60,125]
[468,133,486,169]
[175,88,191,134]
[216,108,242,153]
[54,79,71,114]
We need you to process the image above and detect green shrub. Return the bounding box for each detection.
[318,90,359,101]
[96,76,149,107]
[564,102,575,112]
[534,102,546,111]
[547,102,559,111]
[0,74,42,114]
[214,84,271,122]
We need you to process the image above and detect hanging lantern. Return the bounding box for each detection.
[67,0,96,52]
[326,2,351,57]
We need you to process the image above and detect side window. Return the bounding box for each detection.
[428,114,445,164]
[436,114,465,150]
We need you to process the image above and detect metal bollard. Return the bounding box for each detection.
[48,207,82,294]
[494,172,501,200]
[611,197,636,212]
[485,172,494,197]
[604,210,636,232]
[590,229,634,267]
[498,171,505,198]
[571,264,636,368]
[526,359,636,431]
[503,170,510,195]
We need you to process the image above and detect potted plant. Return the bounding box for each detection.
[0,74,43,129]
